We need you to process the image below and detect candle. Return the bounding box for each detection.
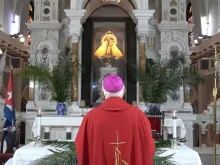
[172,110,177,139]
[173,118,177,138]
[37,116,41,137]
[36,107,42,137]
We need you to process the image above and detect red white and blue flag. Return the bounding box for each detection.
[2,66,16,153]
[4,66,16,127]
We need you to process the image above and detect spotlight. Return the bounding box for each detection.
[0,49,2,54]
[18,34,23,37]
[194,40,198,44]
[20,37,25,43]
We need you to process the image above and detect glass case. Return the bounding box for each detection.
[91,22,126,105]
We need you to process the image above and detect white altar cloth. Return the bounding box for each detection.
[7,142,202,165]
[160,144,202,165]
[32,116,83,137]
[32,116,186,139]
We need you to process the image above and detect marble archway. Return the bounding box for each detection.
[70,0,146,23]
[72,0,149,10]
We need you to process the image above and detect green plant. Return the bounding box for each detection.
[128,49,203,103]
[29,140,175,165]
[19,38,79,103]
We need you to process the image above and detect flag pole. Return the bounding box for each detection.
[213,46,217,165]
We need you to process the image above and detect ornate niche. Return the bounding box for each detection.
[169,0,178,22]
[162,0,186,22]
[34,0,58,22]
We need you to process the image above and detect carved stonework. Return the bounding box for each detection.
[34,0,59,22]
[161,0,186,23]
[160,31,189,53]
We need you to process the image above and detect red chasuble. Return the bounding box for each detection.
[75,97,155,165]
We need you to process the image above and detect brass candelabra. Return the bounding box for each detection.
[212,46,218,165]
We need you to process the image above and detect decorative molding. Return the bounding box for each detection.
[26,22,62,31]
[137,33,147,43]
[64,9,86,43]
[158,23,194,32]
[133,9,155,46]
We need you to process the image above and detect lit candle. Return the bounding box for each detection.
[36,107,42,137]
[172,110,177,139]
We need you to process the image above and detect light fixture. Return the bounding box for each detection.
[194,39,198,44]
[18,34,23,37]
[20,37,25,43]
[102,0,120,4]
[0,49,2,54]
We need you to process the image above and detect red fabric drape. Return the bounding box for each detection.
[148,118,161,134]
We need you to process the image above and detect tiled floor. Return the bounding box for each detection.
[200,154,220,165]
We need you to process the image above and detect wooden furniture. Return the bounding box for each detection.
[146,110,165,140]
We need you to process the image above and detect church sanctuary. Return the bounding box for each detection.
[0,0,220,164]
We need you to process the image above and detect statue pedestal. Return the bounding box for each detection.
[96,67,118,104]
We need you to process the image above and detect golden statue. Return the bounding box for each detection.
[94,31,123,59]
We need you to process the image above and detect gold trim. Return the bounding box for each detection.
[110,131,128,165]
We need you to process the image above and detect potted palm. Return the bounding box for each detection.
[20,39,76,115]
[129,49,203,113]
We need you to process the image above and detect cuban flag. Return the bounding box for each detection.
[4,67,16,125]
[2,66,16,153]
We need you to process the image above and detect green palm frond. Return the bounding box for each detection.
[128,50,203,103]
[154,149,176,165]
[19,61,52,85]
[30,140,175,165]
[19,37,81,103]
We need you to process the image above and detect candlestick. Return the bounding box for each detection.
[80,100,86,117]
[35,107,43,148]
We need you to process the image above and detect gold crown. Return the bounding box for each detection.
[105,31,114,35]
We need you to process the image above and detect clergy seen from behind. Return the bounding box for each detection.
[75,74,155,165]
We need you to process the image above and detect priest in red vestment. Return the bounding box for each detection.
[75,74,155,165]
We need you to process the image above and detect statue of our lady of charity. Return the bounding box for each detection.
[94,31,123,67]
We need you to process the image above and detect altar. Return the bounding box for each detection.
[6,142,202,165]
[31,116,186,141]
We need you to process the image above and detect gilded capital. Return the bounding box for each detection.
[138,33,147,43]
[71,33,80,43]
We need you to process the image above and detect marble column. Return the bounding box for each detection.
[64,9,86,104]
[138,34,147,72]
[138,34,147,102]
[72,35,79,101]
[133,10,154,104]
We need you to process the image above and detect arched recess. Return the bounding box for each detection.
[81,4,137,107]
[78,0,139,9]
[82,0,136,21]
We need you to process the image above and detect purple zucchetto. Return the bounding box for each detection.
[102,74,124,93]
